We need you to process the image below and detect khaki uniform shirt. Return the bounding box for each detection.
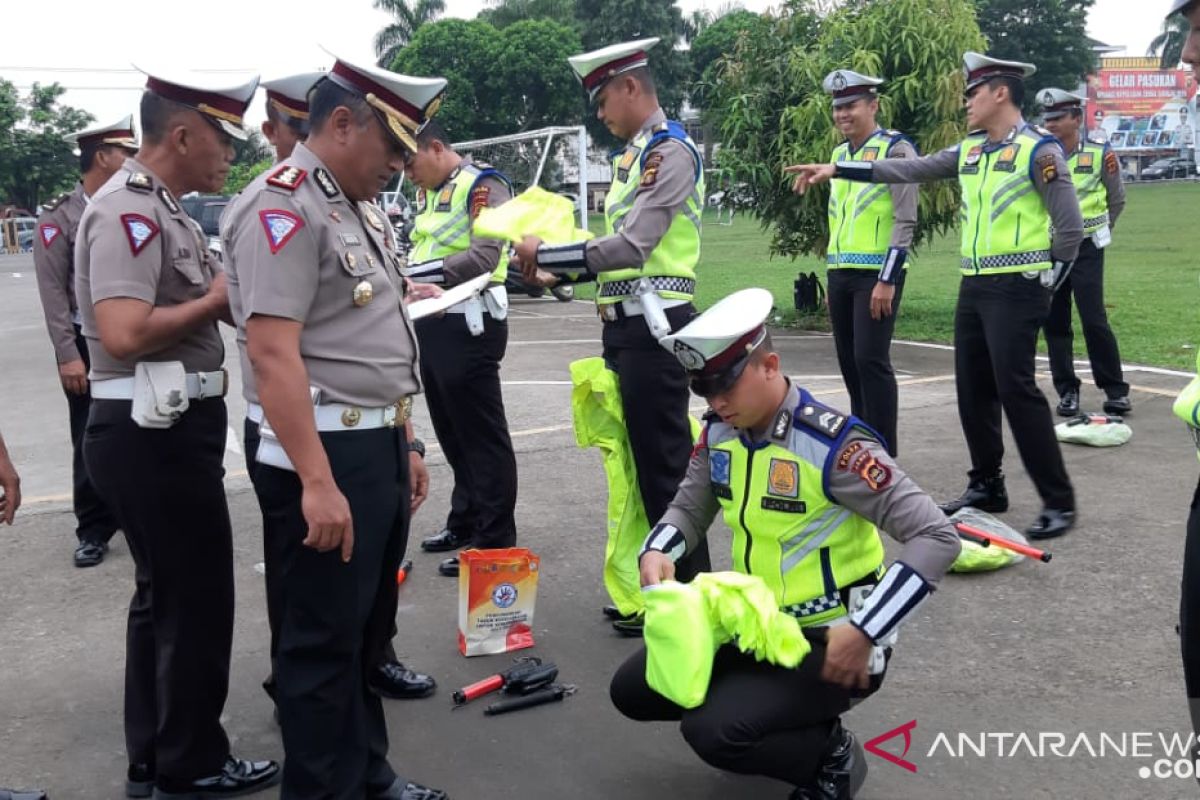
[35,184,87,364]
[75,159,224,380]
[223,143,420,407]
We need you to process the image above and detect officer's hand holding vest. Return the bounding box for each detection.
[639,550,677,588]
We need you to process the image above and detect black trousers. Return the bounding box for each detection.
[414,313,517,549]
[254,427,410,799]
[66,327,117,544]
[611,640,880,786]
[1043,239,1129,399]
[84,398,233,782]
[602,305,710,581]
[1181,479,1200,733]
[955,274,1074,509]
[244,420,401,690]
[827,269,905,455]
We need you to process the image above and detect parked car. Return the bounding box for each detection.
[179,194,230,258]
[1140,158,1194,180]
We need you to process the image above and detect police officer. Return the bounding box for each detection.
[227,72,438,713]
[404,121,519,578]
[1038,87,1130,418]
[1172,0,1200,775]
[223,56,447,800]
[820,70,918,456]
[75,70,280,797]
[788,53,1083,540]
[611,289,961,800]
[33,116,134,567]
[512,38,711,633]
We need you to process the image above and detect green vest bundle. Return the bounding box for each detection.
[1054,414,1132,447]
[946,507,1025,573]
[1174,350,1200,461]
[473,186,593,246]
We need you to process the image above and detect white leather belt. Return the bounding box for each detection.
[91,370,227,401]
[247,397,412,432]
[598,296,688,321]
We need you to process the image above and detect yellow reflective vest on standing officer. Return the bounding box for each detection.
[827,130,910,269]
[410,162,514,284]
[1068,134,1113,236]
[599,120,704,303]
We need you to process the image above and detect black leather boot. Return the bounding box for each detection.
[789,721,868,800]
[938,473,1008,515]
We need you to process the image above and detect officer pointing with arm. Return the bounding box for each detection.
[788,52,1083,540]
[1038,87,1131,418]
[611,289,960,800]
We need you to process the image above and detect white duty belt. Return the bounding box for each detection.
[91,370,227,400]
[247,397,412,432]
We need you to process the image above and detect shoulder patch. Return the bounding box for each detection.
[313,168,339,199]
[851,451,893,492]
[1104,151,1120,176]
[126,172,153,192]
[641,150,665,187]
[469,185,490,219]
[157,187,180,215]
[1036,152,1060,183]
[43,193,69,211]
[38,223,61,247]
[267,165,308,191]
[120,213,160,256]
[258,209,305,254]
[794,401,848,438]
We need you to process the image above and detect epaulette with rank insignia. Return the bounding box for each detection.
[126,172,153,192]
[794,399,848,439]
[43,192,69,211]
[267,165,307,191]
[1032,124,1053,137]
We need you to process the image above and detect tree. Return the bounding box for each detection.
[224,159,273,196]
[479,0,579,30]
[575,0,692,145]
[391,18,582,140]
[1149,14,1191,69]
[689,8,769,157]
[715,0,985,258]
[0,81,93,211]
[972,0,1097,113]
[373,0,446,68]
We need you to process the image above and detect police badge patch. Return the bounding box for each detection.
[709,449,732,486]
[39,224,61,247]
[120,213,159,256]
[673,340,707,371]
[258,209,305,255]
[768,458,799,498]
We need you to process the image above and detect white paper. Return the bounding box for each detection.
[405,273,492,320]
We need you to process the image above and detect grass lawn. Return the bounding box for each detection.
[578,181,1200,370]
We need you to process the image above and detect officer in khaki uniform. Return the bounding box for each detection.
[1038,87,1130,418]
[514,38,711,633]
[611,289,961,800]
[789,53,1083,540]
[820,70,918,456]
[404,120,519,578]
[34,116,135,567]
[223,56,447,800]
[75,70,280,798]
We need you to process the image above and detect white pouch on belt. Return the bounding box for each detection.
[131,361,189,429]
[634,278,672,341]
[483,284,509,321]
[464,295,485,336]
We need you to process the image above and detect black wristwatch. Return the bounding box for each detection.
[408,437,426,458]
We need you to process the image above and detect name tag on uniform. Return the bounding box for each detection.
[761,497,807,514]
[1092,224,1112,249]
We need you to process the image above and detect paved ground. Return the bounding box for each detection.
[2,251,1199,799]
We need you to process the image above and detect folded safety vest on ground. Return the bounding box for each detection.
[1054,414,1132,447]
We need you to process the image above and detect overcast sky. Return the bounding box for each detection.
[1,0,1167,129]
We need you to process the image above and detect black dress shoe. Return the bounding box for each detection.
[602,605,633,621]
[612,614,644,637]
[1103,395,1132,416]
[938,474,1009,515]
[789,721,867,800]
[1026,508,1075,540]
[438,557,459,577]
[369,661,436,699]
[74,540,108,568]
[373,778,449,800]
[0,789,48,800]
[127,763,154,798]
[153,756,280,798]
[421,529,469,553]
[1056,390,1080,417]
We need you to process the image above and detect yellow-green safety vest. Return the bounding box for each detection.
[957,126,1054,276]
[1068,138,1111,235]
[827,129,909,269]
[410,162,513,284]
[704,393,885,627]
[599,120,704,304]
[1174,349,1200,463]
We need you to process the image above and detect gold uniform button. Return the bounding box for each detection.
[353,279,374,306]
[341,407,362,427]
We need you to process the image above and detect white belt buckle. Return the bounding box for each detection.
[195,370,226,400]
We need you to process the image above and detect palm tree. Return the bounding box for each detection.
[373,0,446,68]
[1149,15,1190,69]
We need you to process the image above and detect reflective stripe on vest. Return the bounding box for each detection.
[705,417,884,626]
[827,130,901,269]
[599,120,704,304]
[1070,142,1110,235]
[957,127,1054,276]
[409,163,512,283]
